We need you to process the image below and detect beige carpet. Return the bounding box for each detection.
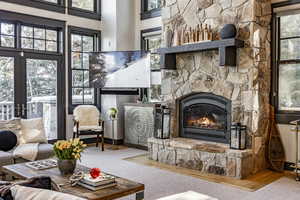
[124,154,284,192]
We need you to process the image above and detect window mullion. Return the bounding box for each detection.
[0,22,2,47]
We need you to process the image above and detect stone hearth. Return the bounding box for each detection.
[148,137,253,179]
[147,0,272,179]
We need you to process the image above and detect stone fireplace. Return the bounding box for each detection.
[179,92,231,143]
[148,0,272,179]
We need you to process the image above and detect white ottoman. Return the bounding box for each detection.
[157,191,218,200]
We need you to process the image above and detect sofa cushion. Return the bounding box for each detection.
[19,118,47,144]
[0,131,17,152]
[0,119,21,141]
[0,151,14,167]
[74,125,103,132]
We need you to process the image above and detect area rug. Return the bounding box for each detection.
[124,154,284,192]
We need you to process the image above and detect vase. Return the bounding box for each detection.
[220,24,237,39]
[57,159,77,175]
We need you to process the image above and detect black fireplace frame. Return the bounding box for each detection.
[179,93,231,143]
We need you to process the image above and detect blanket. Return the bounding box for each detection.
[13,143,39,161]
[10,185,87,200]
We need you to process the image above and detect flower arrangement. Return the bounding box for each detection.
[53,138,87,160]
[108,107,118,119]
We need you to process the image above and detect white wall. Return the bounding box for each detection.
[101,0,117,51]
[116,0,136,50]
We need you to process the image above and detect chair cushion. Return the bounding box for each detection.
[0,130,17,151]
[19,118,47,144]
[0,119,21,141]
[36,144,54,160]
[74,125,103,132]
[73,105,100,126]
[0,151,14,167]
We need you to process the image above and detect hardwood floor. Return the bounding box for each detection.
[124,154,284,192]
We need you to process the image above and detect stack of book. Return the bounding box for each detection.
[78,173,117,191]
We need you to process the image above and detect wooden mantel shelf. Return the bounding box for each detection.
[156,38,244,69]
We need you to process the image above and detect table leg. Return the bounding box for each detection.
[136,191,144,200]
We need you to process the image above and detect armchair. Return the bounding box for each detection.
[73,105,104,151]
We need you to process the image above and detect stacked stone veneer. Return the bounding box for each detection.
[148,0,272,178]
[148,137,253,178]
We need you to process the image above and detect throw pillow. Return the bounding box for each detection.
[0,130,17,151]
[0,119,21,141]
[19,118,47,144]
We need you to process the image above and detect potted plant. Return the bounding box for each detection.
[53,138,87,175]
[108,107,118,120]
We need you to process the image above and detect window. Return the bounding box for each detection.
[21,26,60,52]
[68,26,100,112]
[141,0,162,20]
[147,0,162,11]
[0,22,15,48]
[272,9,300,123]
[72,0,94,11]
[141,27,162,102]
[1,0,66,13]
[0,10,66,141]
[68,0,101,20]
[0,11,64,54]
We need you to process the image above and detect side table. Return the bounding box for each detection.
[108,119,121,150]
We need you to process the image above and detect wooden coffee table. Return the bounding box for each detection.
[2,161,145,200]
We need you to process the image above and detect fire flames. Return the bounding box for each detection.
[187,117,217,128]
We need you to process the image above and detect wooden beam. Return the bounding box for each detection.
[157,38,244,69]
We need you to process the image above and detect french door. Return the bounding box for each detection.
[0,51,65,140]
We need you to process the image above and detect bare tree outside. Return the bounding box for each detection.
[278,14,300,111]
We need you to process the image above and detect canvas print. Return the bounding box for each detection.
[89,51,150,89]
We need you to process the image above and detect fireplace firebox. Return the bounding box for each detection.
[179,93,231,143]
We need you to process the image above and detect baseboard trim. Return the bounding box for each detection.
[124,143,148,151]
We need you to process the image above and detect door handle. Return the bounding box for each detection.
[21,104,26,116]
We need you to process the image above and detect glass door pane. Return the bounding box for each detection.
[0,56,14,120]
[26,59,58,140]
